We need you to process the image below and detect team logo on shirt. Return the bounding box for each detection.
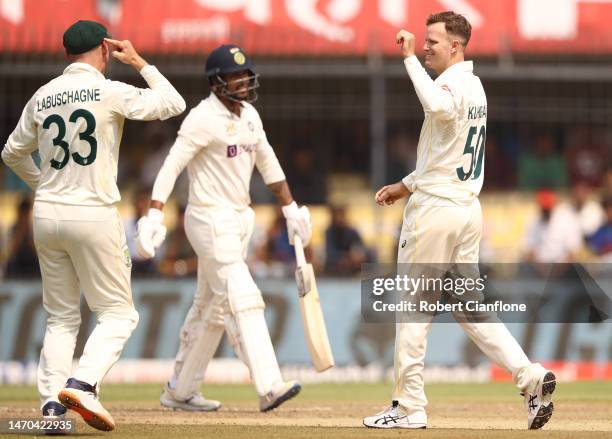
[226,123,237,136]
[227,144,238,157]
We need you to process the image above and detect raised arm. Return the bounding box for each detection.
[105,38,186,121]
[397,29,455,117]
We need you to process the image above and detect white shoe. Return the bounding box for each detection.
[525,370,556,430]
[259,380,301,412]
[363,401,427,429]
[58,378,115,432]
[160,383,221,412]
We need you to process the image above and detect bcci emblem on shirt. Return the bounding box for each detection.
[227,144,238,157]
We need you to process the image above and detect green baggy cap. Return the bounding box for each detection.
[63,20,110,55]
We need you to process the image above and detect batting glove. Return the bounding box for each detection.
[135,208,167,259]
[282,201,312,246]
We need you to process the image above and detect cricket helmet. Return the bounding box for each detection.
[205,44,259,103]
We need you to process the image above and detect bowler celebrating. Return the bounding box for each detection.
[363,12,556,430]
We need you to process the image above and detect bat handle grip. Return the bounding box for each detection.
[294,235,306,267]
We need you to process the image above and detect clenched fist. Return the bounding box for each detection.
[396,29,416,58]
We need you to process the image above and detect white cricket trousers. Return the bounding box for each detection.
[33,202,139,407]
[393,192,545,421]
[170,205,283,399]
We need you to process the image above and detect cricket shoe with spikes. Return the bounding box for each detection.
[160,383,221,411]
[363,401,427,429]
[58,378,115,432]
[42,401,68,435]
[259,380,301,412]
[524,370,556,430]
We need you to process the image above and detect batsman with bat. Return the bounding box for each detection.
[136,44,311,412]
[363,12,556,430]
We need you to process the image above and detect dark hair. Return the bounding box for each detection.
[426,11,472,47]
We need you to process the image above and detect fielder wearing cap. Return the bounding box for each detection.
[63,20,111,55]
[2,18,185,432]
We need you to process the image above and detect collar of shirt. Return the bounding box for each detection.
[435,60,473,83]
[208,92,244,119]
[63,62,105,80]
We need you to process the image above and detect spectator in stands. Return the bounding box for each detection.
[251,208,316,278]
[5,195,39,277]
[139,124,173,188]
[325,206,371,275]
[555,181,605,239]
[265,208,294,264]
[139,123,188,205]
[124,188,158,276]
[518,133,567,190]
[483,136,516,189]
[565,126,607,187]
[386,133,417,184]
[523,190,582,263]
[253,208,295,278]
[586,194,612,261]
[287,149,326,204]
[158,206,197,277]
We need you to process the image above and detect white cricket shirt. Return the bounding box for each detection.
[2,63,186,208]
[151,92,286,210]
[402,56,487,205]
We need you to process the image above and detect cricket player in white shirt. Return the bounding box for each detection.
[363,12,556,430]
[2,20,185,431]
[136,44,311,412]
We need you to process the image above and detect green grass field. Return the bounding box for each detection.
[1,381,611,438]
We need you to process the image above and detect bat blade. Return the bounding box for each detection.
[296,263,335,372]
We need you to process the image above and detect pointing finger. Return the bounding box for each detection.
[104,38,122,46]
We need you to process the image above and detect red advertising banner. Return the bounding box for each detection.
[2,0,612,55]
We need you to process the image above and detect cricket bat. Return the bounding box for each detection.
[293,235,335,372]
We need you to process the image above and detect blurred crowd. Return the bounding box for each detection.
[0,192,377,280]
[522,182,612,264]
[1,123,611,279]
[2,179,611,280]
